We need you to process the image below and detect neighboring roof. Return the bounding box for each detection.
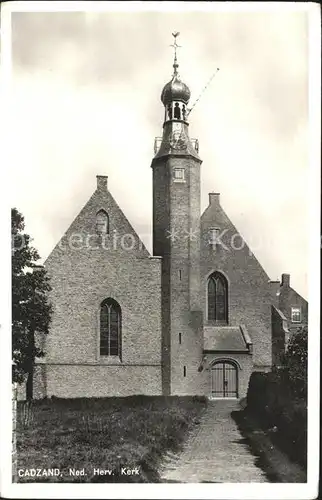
[203,325,251,352]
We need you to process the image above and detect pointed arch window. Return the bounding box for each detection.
[100,298,121,357]
[208,272,228,324]
[96,210,109,235]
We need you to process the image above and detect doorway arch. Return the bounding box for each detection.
[211,360,238,398]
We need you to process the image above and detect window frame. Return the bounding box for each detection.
[207,272,228,325]
[173,168,185,183]
[208,227,221,246]
[95,210,109,235]
[291,306,302,323]
[99,298,122,359]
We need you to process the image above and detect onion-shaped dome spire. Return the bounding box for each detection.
[152,33,201,162]
[161,32,191,106]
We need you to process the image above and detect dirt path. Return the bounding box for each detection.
[160,400,269,483]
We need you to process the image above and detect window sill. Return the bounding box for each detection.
[206,321,229,326]
[99,356,122,365]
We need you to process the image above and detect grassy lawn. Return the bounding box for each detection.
[16,395,207,483]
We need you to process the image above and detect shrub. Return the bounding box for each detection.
[283,326,308,399]
[246,371,307,467]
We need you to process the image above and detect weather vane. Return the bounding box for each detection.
[170,31,181,75]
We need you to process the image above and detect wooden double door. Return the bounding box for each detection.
[211,361,238,398]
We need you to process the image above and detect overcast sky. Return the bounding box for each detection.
[8,4,309,297]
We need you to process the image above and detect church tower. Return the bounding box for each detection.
[151,33,203,395]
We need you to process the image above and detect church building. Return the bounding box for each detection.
[30,36,307,400]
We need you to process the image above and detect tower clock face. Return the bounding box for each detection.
[169,130,187,151]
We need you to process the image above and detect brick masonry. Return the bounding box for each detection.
[45,365,161,398]
[152,150,203,396]
[150,115,275,397]
[22,108,307,400]
[24,175,307,401]
[32,177,162,398]
[201,193,280,370]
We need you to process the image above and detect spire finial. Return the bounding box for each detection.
[170,31,181,76]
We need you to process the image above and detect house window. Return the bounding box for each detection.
[209,228,220,246]
[183,366,186,377]
[179,332,182,345]
[291,307,301,323]
[96,210,109,234]
[173,168,185,182]
[100,298,121,357]
[208,272,228,323]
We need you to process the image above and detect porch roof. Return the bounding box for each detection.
[203,325,252,352]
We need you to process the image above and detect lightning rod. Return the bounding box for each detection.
[186,67,220,117]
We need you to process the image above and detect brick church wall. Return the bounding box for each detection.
[36,176,162,398]
[45,365,161,398]
[200,193,279,370]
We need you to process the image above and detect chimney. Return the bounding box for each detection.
[281,273,290,287]
[209,192,220,205]
[96,175,108,191]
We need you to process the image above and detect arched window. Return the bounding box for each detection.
[207,272,228,323]
[100,298,121,357]
[96,210,109,235]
